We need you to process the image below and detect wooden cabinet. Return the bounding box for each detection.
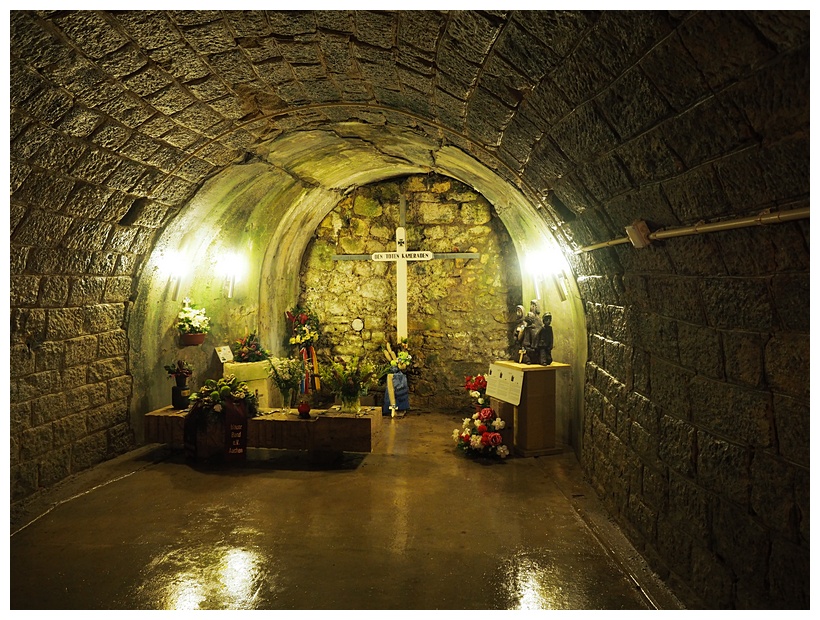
[487,360,570,457]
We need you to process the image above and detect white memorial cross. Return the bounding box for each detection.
[332,196,479,341]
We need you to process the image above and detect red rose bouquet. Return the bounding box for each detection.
[452,407,509,458]
[464,374,488,408]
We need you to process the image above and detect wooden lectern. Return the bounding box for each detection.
[486,360,570,457]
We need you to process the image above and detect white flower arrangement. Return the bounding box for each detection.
[269,357,304,393]
[176,298,211,334]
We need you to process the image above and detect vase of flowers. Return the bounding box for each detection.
[176,298,211,346]
[164,360,193,410]
[452,407,510,459]
[320,356,377,413]
[185,375,259,461]
[269,356,305,413]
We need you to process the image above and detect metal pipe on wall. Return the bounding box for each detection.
[575,207,809,253]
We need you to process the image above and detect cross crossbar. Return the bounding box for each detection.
[331,196,480,340]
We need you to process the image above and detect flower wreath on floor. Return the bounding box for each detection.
[380,340,412,415]
[452,407,510,459]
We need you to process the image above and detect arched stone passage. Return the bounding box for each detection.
[130,127,586,449]
[10,10,809,609]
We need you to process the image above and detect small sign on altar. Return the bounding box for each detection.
[485,363,525,406]
[215,346,234,363]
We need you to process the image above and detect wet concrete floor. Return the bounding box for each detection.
[10,411,683,610]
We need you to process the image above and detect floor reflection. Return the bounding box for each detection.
[496,552,563,610]
[139,545,269,610]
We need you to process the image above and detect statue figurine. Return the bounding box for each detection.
[537,312,554,365]
[514,300,546,364]
[521,310,544,365]
[513,304,526,344]
[513,305,527,361]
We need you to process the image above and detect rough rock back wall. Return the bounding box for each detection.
[298,174,522,411]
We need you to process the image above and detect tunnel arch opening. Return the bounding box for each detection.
[129,124,587,452]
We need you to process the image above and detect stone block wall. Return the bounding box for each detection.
[533,12,811,609]
[578,224,810,608]
[298,174,522,411]
[570,143,810,609]
[10,309,134,507]
[9,11,231,510]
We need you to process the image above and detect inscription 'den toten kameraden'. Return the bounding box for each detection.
[372,251,433,261]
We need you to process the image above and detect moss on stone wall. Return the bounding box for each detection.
[299,174,521,412]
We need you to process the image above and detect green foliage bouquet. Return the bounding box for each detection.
[320,356,377,409]
[188,375,259,419]
[231,332,271,362]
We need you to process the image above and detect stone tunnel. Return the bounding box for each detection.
[8,10,809,608]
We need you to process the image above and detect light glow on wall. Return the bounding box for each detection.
[524,246,568,302]
[162,249,190,300]
[217,250,246,298]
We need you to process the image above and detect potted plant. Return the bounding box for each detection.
[164,360,193,410]
[320,356,377,413]
[224,332,273,408]
[185,375,259,461]
[176,297,211,346]
[269,356,305,413]
[165,360,193,386]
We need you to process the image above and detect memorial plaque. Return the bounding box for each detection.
[486,362,524,406]
[215,346,234,363]
[224,400,248,461]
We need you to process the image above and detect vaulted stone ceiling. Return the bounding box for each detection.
[12,10,808,258]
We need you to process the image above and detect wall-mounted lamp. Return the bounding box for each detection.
[164,250,189,301]
[217,250,245,299]
[524,247,568,303]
